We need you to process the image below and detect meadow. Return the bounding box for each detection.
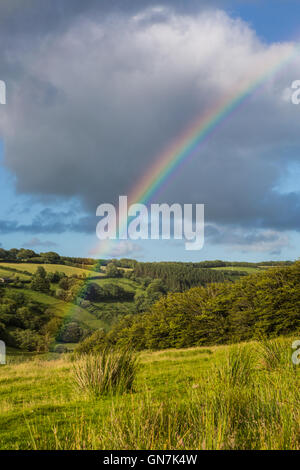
[0,338,299,450]
[211,266,263,274]
[0,267,31,280]
[91,277,141,292]
[0,263,93,277]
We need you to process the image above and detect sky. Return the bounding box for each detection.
[0,0,300,262]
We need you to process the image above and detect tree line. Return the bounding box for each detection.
[131,262,244,291]
[77,262,300,352]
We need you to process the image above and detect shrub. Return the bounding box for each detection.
[31,267,50,293]
[47,271,65,283]
[76,299,91,309]
[73,348,139,396]
[106,263,122,278]
[74,330,106,354]
[12,329,49,352]
[54,344,69,354]
[56,322,83,343]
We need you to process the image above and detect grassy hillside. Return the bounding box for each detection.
[0,267,31,280]
[0,262,93,277]
[7,288,106,332]
[90,276,142,292]
[211,266,263,274]
[0,338,298,450]
[0,258,146,352]
[0,265,143,351]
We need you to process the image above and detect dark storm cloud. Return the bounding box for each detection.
[0,5,300,245]
[0,0,224,37]
[0,208,96,234]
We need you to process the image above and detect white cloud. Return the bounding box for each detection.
[108,241,143,257]
[89,240,143,257]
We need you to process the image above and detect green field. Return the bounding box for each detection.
[90,276,142,292]
[211,266,263,273]
[0,339,298,450]
[0,263,93,277]
[0,267,31,280]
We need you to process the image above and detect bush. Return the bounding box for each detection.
[73,348,139,396]
[74,330,106,354]
[57,322,83,343]
[12,329,49,352]
[106,263,122,278]
[82,282,134,302]
[31,267,50,293]
[47,271,65,283]
[54,344,69,354]
[76,298,91,309]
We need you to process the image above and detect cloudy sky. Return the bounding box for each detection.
[0,0,300,261]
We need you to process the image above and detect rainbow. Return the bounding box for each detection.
[60,43,299,331]
[96,44,299,252]
[130,47,299,207]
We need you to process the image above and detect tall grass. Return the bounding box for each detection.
[2,341,299,450]
[73,348,139,397]
[216,345,254,387]
[26,357,300,450]
[258,337,293,370]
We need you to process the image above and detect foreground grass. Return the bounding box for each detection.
[0,340,299,450]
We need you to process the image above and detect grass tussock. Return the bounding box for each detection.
[216,345,254,387]
[258,337,294,371]
[73,348,139,397]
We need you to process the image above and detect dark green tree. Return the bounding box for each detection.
[106,263,122,278]
[31,267,50,293]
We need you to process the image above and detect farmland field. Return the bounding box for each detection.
[0,267,31,280]
[210,266,263,273]
[90,276,142,292]
[0,263,93,277]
